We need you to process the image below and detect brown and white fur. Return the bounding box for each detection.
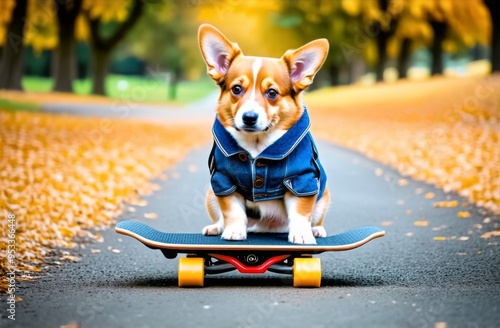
[198,24,330,244]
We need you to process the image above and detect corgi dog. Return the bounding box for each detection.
[198,24,330,244]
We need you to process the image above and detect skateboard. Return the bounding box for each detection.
[115,220,385,288]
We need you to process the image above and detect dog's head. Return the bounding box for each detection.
[198,24,329,134]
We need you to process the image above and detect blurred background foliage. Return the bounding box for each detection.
[0,0,498,100]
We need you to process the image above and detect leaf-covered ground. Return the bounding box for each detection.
[0,110,210,292]
[307,75,500,215]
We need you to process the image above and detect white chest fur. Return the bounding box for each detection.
[226,127,286,158]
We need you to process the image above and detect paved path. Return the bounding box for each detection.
[39,92,219,121]
[4,139,499,327]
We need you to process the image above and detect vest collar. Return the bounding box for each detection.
[212,108,311,160]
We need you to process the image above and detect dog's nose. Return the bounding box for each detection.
[242,111,258,126]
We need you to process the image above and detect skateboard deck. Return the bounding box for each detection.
[115,220,385,288]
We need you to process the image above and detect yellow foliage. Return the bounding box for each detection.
[0,0,15,25]
[0,0,15,46]
[197,0,294,57]
[0,25,6,46]
[307,76,500,215]
[0,0,16,47]
[442,39,457,53]
[341,0,361,16]
[83,0,131,22]
[0,109,210,292]
[387,35,400,58]
[24,0,58,53]
[363,40,378,66]
[75,13,89,42]
[396,0,491,51]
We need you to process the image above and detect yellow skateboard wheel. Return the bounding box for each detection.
[293,258,321,288]
[178,257,205,287]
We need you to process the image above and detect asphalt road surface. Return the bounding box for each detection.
[3,139,499,327]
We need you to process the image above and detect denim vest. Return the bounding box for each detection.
[209,109,326,203]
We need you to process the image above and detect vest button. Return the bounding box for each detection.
[256,161,266,167]
[238,153,248,162]
[254,176,264,188]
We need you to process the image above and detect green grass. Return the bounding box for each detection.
[22,75,217,104]
[0,98,39,112]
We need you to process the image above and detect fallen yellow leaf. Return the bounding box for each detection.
[433,200,458,208]
[61,255,80,262]
[144,212,158,219]
[414,221,429,227]
[481,231,500,239]
[424,192,436,199]
[60,322,79,328]
[398,179,409,186]
[458,211,471,218]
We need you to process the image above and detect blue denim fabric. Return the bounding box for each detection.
[209,109,327,202]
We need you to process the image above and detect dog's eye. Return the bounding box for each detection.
[266,88,279,100]
[231,85,243,95]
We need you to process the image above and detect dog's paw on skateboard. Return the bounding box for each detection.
[288,230,317,244]
[312,226,327,238]
[202,223,223,236]
[221,224,247,241]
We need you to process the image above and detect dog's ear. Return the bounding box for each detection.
[198,24,241,84]
[281,39,329,92]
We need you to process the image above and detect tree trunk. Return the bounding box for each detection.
[53,27,76,92]
[485,0,500,73]
[430,20,447,76]
[349,56,365,84]
[375,29,389,82]
[492,19,500,72]
[328,64,340,86]
[374,0,397,82]
[90,47,111,95]
[52,0,82,92]
[0,0,27,90]
[397,38,411,79]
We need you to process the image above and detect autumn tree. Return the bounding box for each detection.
[1,0,82,92]
[269,0,368,86]
[269,0,406,84]
[125,0,199,100]
[387,0,434,78]
[386,0,491,77]
[84,0,144,95]
[0,0,27,90]
[425,0,490,75]
[368,0,402,81]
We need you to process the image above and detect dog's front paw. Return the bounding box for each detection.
[221,224,247,241]
[288,229,316,244]
[312,226,327,238]
[202,223,223,236]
